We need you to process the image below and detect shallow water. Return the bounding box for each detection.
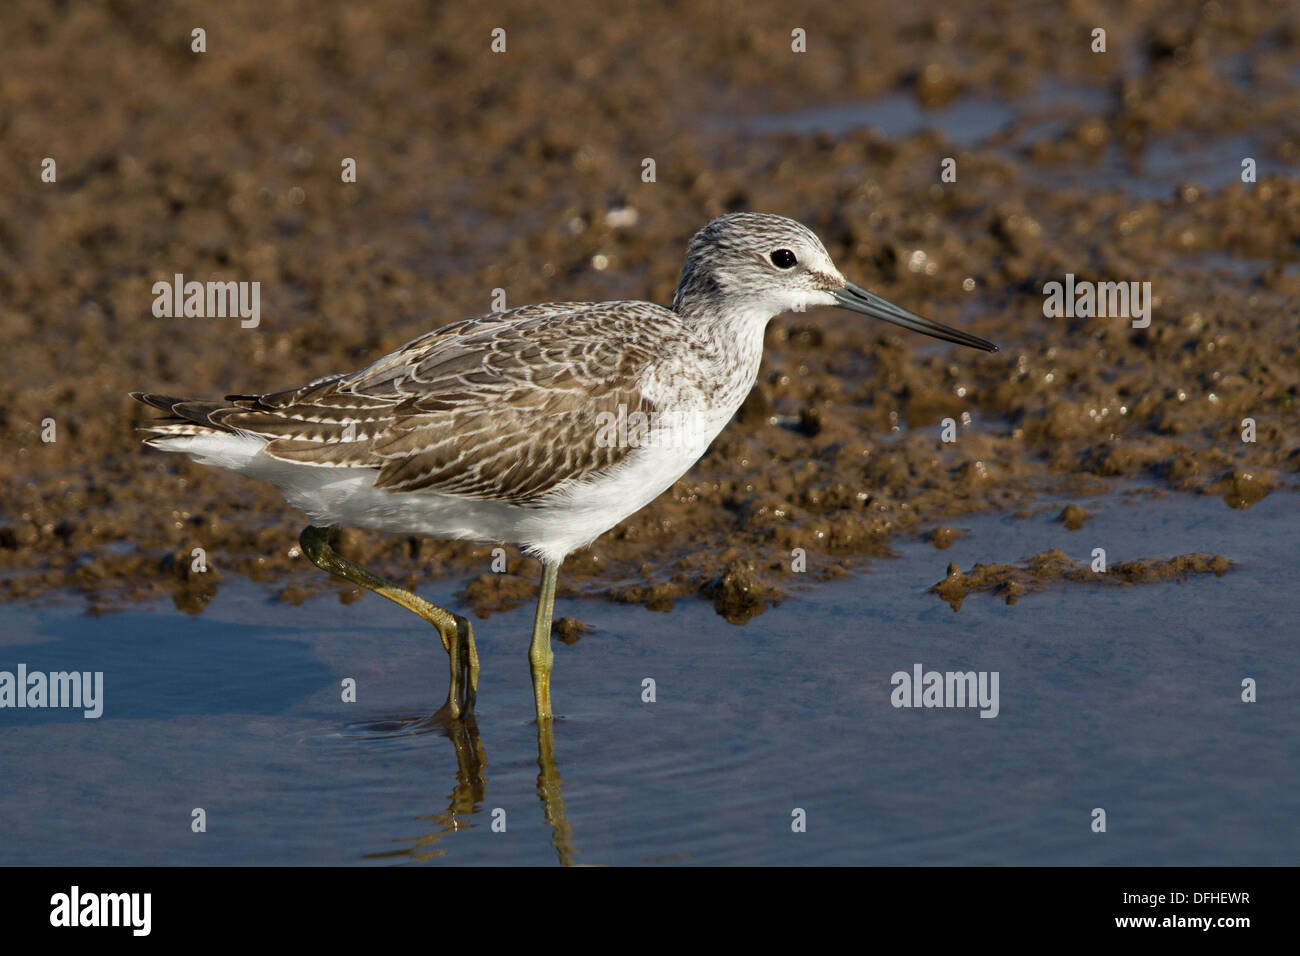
[744,82,1265,199]
[743,91,1018,146]
[2,488,1295,865]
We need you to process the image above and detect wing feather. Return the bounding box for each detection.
[141,302,683,506]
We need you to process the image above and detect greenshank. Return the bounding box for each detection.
[132,213,997,723]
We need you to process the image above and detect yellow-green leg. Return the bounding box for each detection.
[299,525,478,721]
[529,559,561,722]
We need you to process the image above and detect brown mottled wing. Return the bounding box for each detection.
[214,303,668,505]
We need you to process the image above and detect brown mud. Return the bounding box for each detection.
[1,1,1296,622]
[931,549,1233,610]
[1056,503,1092,530]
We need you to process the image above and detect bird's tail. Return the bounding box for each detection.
[129,392,247,445]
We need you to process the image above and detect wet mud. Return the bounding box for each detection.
[1,0,1296,622]
[931,549,1233,610]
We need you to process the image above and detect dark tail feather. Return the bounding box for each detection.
[129,391,236,438]
[130,391,191,413]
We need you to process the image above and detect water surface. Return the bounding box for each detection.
[2,489,1294,865]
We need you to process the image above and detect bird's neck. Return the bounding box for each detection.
[676,299,775,404]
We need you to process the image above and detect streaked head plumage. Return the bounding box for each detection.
[671,213,845,318]
[670,212,997,353]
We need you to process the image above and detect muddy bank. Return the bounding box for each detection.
[0,0,1296,622]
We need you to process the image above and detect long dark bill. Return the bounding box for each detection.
[832,281,998,352]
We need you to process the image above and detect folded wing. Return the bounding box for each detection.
[135,303,671,506]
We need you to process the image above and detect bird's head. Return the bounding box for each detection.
[672,212,997,352]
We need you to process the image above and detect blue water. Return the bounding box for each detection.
[743,91,1018,146]
[740,81,1265,200]
[1,489,1295,865]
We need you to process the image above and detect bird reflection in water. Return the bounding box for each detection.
[354,714,577,866]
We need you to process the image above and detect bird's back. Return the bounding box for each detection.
[133,299,715,508]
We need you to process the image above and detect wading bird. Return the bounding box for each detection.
[133,213,996,723]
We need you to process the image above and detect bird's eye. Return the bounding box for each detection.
[770,249,798,269]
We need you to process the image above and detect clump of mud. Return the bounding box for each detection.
[1055,505,1092,530]
[552,617,592,645]
[925,526,969,549]
[1208,469,1276,510]
[931,550,1233,610]
[0,0,1296,623]
[701,558,785,625]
